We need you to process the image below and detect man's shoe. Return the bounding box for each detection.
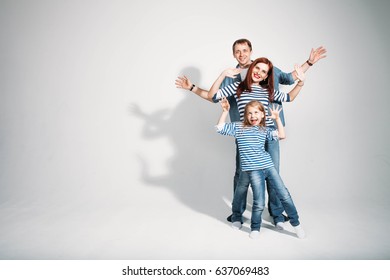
[227,214,243,224]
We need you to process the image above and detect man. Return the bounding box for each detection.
[175,39,326,226]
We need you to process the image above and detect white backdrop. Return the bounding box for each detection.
[1,0,389,259]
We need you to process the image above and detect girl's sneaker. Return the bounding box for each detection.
[294,225,306,239]
[276,222,285,230]
[249,230,260,239]
[231,221,242,230]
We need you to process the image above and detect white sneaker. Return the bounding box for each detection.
[249,230,260,239]
[294,225,306,239]
[231,221,242,230]
[276,222,285,230]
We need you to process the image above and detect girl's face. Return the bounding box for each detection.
[246,105,265,126]
[251,62,269,85]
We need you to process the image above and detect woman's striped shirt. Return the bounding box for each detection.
[216,122,279,171]
[212,82,290,127]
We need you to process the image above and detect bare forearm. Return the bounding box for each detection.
[292,60,311,80]
[275,118,286,139]
[208,72,226,100]
[176,76,214,102]
[288,81,304,101]
[292,45,327,80]
[188,86,212,102]
[217,111,229,125]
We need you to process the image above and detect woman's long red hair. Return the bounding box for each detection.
[236,57,275,102]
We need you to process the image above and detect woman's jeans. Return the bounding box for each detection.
[233,139,286,224]
[231,167,300,231]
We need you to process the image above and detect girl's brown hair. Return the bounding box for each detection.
[243,100,266,127]
[236,57,275,102]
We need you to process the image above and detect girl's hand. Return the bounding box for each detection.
[222,68,242,78]
[295,64,306,83]
[175,75,193,90]
[269,104,282,120]
[219,97,230,112]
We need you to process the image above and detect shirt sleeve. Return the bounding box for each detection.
[265,127,279,141]
[220,76,234,89]
[273,89,291,103]
[212,82,240,103]
[273,66,295,86]
[215,122,237,137]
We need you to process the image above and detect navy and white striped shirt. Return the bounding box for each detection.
[212,82,290,127]
[216,122,279,171]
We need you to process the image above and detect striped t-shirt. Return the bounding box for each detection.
[216,122,279,171]
[212,82,290,127]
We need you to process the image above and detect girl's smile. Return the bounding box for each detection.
[246,105,265,126]
[250,117,260,126]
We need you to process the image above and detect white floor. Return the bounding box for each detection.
[1,173,389,260]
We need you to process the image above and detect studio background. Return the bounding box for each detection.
[1,0,389,259]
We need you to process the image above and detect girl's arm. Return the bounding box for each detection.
[216,98,237,137]
[269,105,286,139]
[217,97,230,125]
[208,68,242,100]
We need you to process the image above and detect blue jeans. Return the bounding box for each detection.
[264,139,286,224]
[233,138,286,224]
[231,167,300,231]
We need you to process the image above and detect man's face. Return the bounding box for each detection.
[233,43,252,68]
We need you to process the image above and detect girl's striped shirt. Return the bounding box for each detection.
[216,122,279,171]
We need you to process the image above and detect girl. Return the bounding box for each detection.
[216,98,305,239]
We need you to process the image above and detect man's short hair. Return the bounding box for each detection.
[232,39,252,52]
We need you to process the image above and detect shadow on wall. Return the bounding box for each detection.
[129,67,235,223]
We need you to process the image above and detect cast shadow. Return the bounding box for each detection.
[129,67,235,224]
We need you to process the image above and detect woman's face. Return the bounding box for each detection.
[251,62,269,85]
